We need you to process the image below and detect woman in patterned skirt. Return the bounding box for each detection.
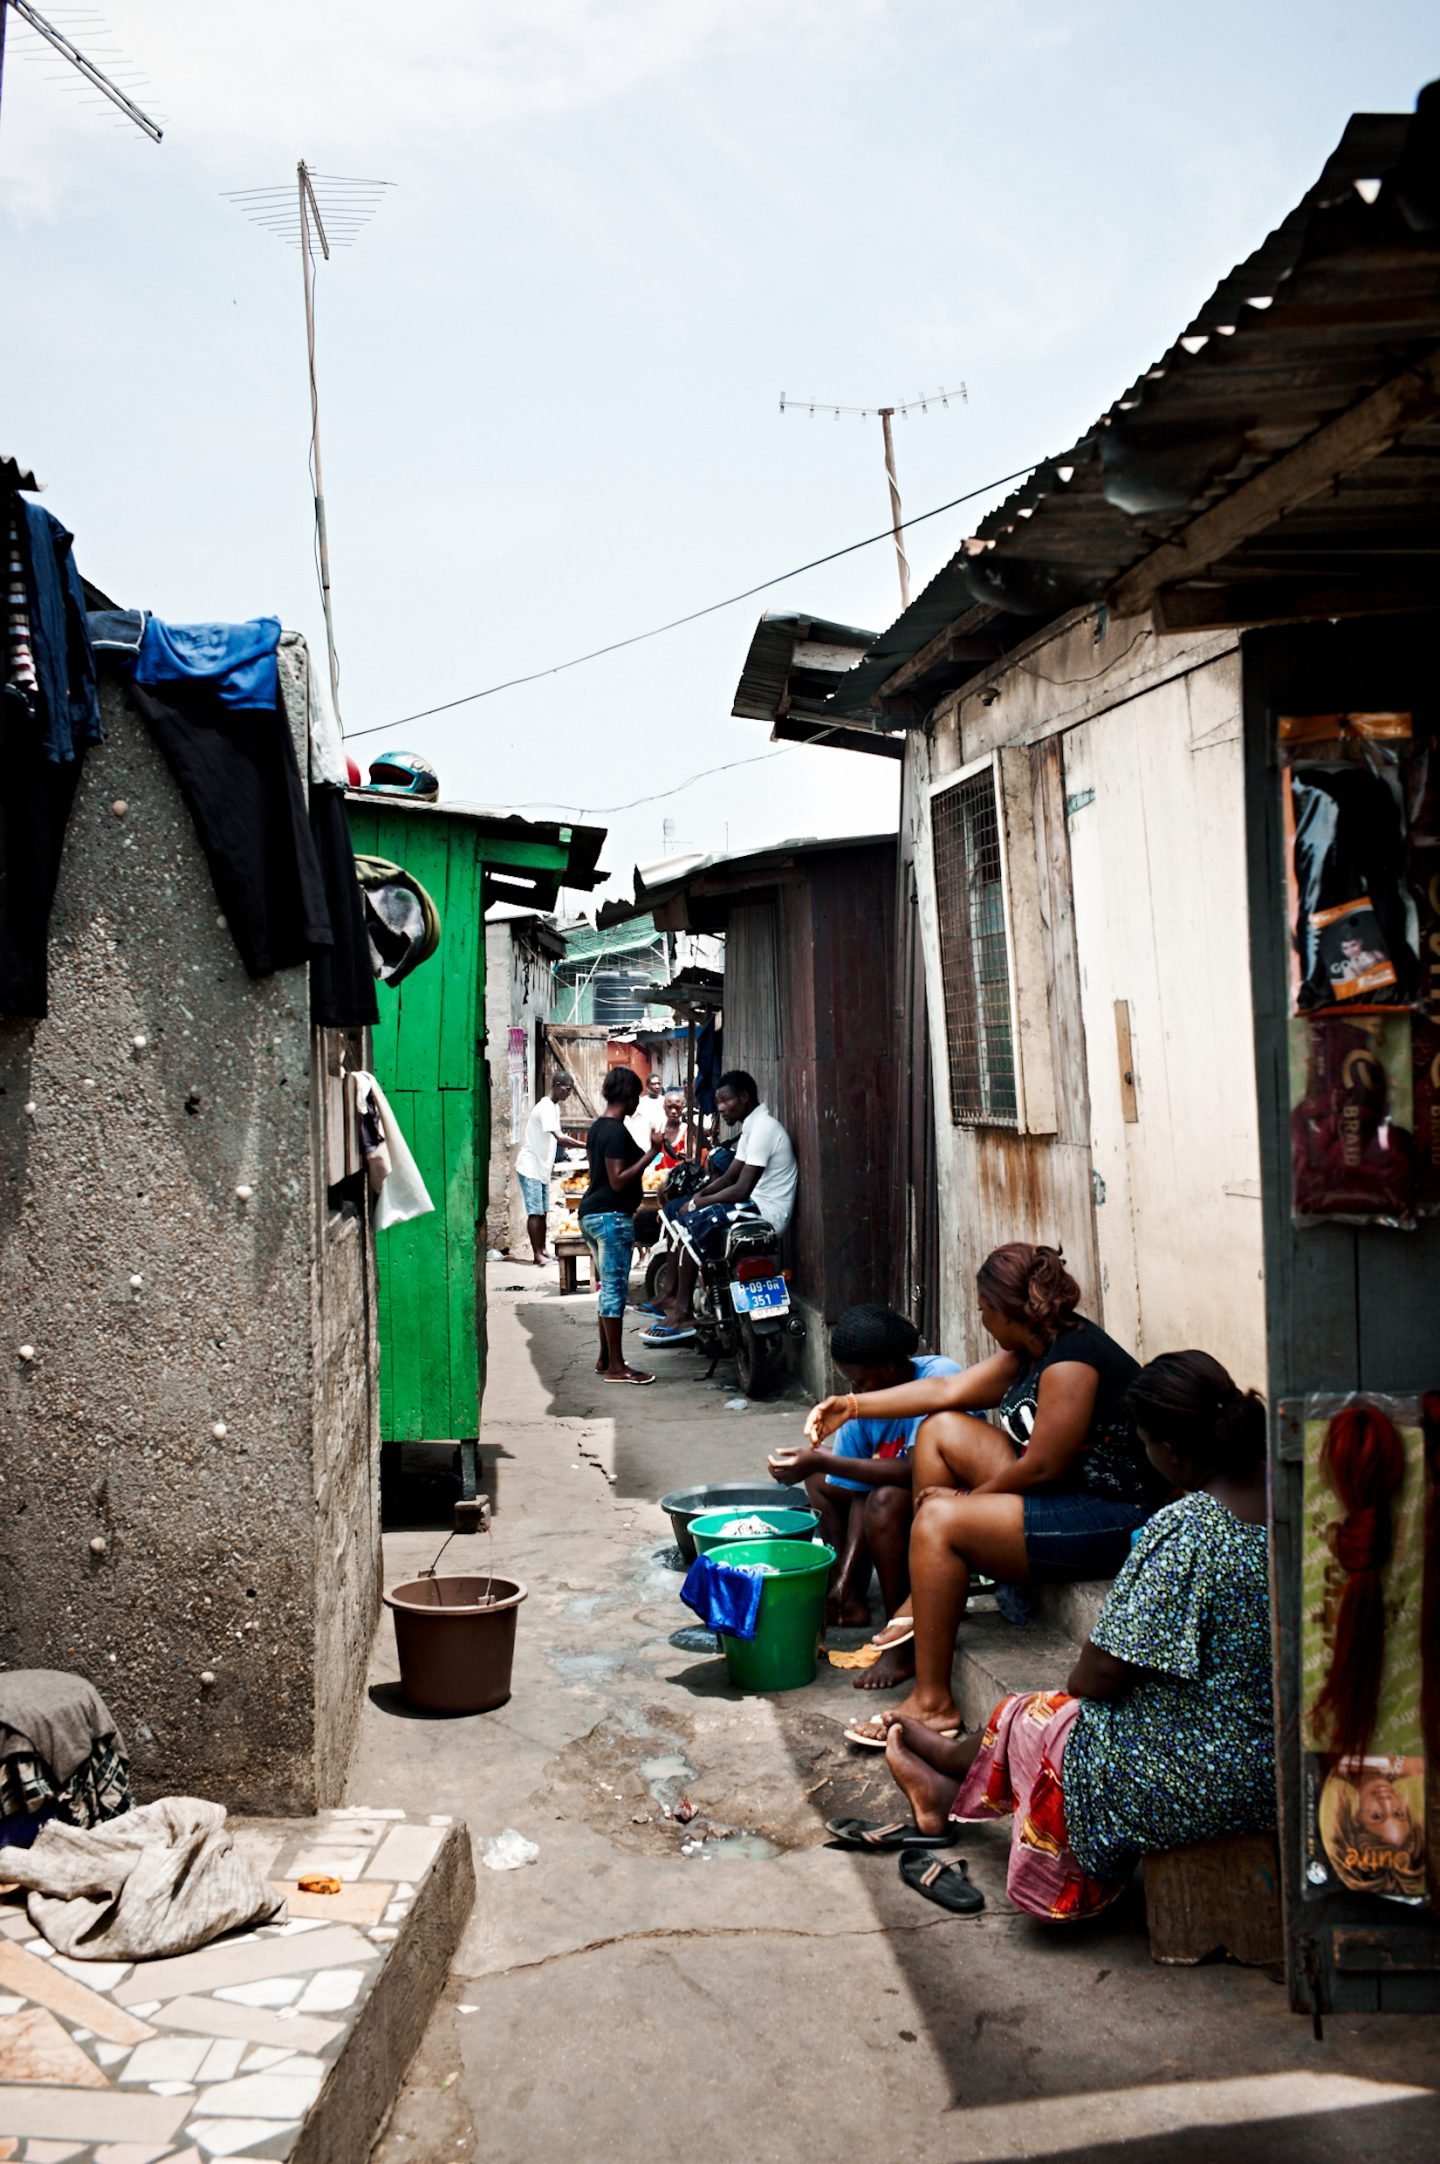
[872,1351,1274,1919]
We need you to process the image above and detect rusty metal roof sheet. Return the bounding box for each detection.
[830,88,1440,719]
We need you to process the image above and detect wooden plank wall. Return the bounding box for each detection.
[345,805,484,1446]
[1243,617,1440,2014]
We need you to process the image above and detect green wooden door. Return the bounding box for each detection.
[346,805,486,1443]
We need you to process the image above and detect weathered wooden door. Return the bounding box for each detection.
[345,804,484,1444]
[1062,658,1266,1381]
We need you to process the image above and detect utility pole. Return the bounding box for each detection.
[0,2,162,139]
[224,167,395,734]
[297,162,342,731]
[780,383,966,610]
[878,408,910,608]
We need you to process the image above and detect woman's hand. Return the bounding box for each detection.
[767,1446,813,1487]
[805,1396,853,1445]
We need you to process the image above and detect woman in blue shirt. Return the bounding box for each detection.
[769,1305,959,1631]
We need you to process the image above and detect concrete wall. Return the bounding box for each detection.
[915,610,1266,1390]
[0,646,379,1813]
[483,921,556,1254]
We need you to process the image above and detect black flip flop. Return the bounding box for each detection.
[825,1817,956,1853]
[898,1848,985,1914]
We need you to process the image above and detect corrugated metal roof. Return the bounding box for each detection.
[597,829,897,931]
[828,90,1440,718]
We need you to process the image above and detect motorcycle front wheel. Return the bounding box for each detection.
[735,1318,786,1400]
[644,1251,678,1304]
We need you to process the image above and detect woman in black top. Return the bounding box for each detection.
[577,1066,663,1385]
[806,1243,1166,1741]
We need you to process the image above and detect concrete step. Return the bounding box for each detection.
[1032,1577,1110,1645]
[951,1607,1083,1731]
[0,1809,474,2164]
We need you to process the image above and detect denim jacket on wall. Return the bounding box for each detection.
[13,499,103,763]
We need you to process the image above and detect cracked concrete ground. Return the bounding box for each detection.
[356,1267,1440,2164]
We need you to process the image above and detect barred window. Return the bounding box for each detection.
[931,768,1017,1125]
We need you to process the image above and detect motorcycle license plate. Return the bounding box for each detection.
[732,1276,789,1315]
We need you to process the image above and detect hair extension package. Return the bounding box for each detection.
[1299,1393,1436,1907]
[1282,712,1440,1228]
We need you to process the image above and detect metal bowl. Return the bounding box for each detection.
[659,1482,794,1564]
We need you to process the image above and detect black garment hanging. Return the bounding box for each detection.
[128,679,332,977]
[309,783,379,1028]
[0,705,86,1018]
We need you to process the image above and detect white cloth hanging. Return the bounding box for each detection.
[351,1069,434,1230]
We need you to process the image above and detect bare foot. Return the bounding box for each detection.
[884,1720,964,1835]
[825,1593,873,1629]
[853,1640,917,1691]
[885,1688,964,1732]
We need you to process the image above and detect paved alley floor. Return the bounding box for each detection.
[352,1267,1440,2164]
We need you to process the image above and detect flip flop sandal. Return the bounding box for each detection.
[825,1817,957,1853]
[898,1850,985,1915]
[870,1621,915,1651]
[842,1716,960,1751]
[602,1370,656,1385]
[642,1323,697,1346]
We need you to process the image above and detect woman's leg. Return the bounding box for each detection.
[887,1493,1028,1731]
[595,1218,651,1382]
[884,1717,984,1834]
[908,1411,1016,1496]
[820,1489,874,1627]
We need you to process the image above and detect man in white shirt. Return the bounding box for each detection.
[625,1071,670,1153]
[514,1076,585,1265]
[642,1070,796,1345]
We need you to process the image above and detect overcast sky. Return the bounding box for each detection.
[2,3,1435,900]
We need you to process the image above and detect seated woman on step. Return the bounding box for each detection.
[855,1353,1273,1922]
[803,1244,1168,1739]
[766,1304,961,1631]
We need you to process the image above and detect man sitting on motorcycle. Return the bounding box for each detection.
[642,1070,796,1347]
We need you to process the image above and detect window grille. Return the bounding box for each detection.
[931,768,1017,1125]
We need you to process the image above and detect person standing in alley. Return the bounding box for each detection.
[626,1070,670,1153]
[580,1066,665,1384]
[514,1074,586,1266]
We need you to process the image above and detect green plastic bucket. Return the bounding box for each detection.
[690,1506,819,1556]
[707,1538,836,1692]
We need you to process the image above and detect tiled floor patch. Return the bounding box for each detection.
[0,1811,455,2163]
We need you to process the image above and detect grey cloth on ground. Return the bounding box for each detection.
[2,1796,284,1960]
[0,1669,123,1782]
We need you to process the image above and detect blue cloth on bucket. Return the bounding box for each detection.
[680,1555,765,1640]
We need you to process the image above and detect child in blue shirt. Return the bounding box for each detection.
[769,1304,959,1632]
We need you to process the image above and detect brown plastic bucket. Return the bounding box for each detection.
[384,1574,528,1714]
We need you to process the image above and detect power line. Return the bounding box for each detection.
[469,748,795,818]
[342,456,1041,741]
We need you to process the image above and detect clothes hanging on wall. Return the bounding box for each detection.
[348,1070,434,1229]
[309,783,380,1027]
[135,613,281,710]
[128,676,333,978]
[5,497,101,763]
[0,733,87,1018]
[353,852,442,985]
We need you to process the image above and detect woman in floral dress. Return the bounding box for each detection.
[872,1350,1275,1918]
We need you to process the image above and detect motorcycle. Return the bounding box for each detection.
[643,1159,802,1400]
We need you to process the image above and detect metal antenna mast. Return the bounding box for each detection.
[0,1,162,138]
[223,165,395,731]
[779,384,967,609]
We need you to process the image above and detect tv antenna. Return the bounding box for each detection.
[223,164,395,730]
[779,384,967,608]
[0,2,163,140]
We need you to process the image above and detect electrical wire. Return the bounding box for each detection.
[469,748,797,818]
[341,458,1042,741]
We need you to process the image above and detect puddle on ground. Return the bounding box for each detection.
[565,1594,605,1618]
[681,1831,781,1863]
[669,1626,719,1654]
[638,1753,695,1784]
[653,1545,688,1573]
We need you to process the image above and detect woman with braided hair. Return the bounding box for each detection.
[807,1244,1167,1736]
[846,1353,1275,1920]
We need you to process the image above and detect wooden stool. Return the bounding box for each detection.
[554,1234,592,1296]
[1143,1830,1282,1966]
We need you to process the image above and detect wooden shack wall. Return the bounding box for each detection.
[913,614,1262,1377]
[719,851,897,1395]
